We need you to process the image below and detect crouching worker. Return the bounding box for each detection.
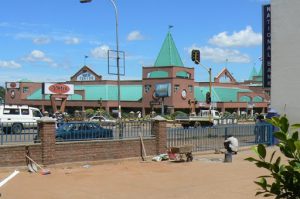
[224,135,238,154]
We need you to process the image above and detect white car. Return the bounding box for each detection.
[88,116,116,126]
[0,105,43,134]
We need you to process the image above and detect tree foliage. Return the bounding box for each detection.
[0,86,5,100]
[245,115,300,198]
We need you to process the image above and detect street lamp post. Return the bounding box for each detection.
[80,0,121,120]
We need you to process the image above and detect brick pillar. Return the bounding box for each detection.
[38,117,56,166]
[152,116,167,154]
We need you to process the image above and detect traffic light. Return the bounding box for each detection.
[206,92,211,104]
[191,49,200,64]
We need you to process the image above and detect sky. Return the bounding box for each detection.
[0,0,270,86]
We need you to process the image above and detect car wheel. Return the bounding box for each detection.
[12,123,23,134]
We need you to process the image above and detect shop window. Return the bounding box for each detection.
[23,87,29,93]
[174,85,180,92]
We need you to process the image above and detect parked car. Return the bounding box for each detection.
[34,122,113,142]
[0,104,43,134]
[88,115,116,126]
[55,122,113,141]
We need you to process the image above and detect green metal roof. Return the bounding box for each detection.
[147,71,169,78]
[154,31,184,67]
[257,66,262,76]
[19,78,32,82]
[194,86,252,102]
[27,89,50,100]
[27,85,142,101]
[249,67,257,80]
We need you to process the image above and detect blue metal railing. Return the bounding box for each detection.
[0,120,153,145]
[167,123,273,152]
[54,120,153,142]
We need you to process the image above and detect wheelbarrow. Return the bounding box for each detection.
[168,144,193,162]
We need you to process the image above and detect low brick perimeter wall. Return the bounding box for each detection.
[0,118,167,167]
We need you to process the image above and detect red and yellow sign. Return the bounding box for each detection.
[43,83,74,95]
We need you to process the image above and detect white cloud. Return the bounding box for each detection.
[209,26,262,47]
[33,37,51,45]
[187,45,250,63]
[23,50,58,67]
[24,50,53,63]
[90,45,110,59]
[127,31,144,41]
[0,60,22,69]
[64,37,80,45]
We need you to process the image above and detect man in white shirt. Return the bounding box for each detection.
[224,135,238,154]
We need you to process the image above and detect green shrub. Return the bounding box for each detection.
[245,115,300,198]
[171,111,188,120]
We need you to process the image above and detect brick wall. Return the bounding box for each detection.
[0,145,41,167]
[0,118,167,167]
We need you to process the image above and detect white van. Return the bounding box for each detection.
[0,105,43,134]
[198,110,221,120]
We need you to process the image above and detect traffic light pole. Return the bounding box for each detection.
[196,61,212,124]
[192,49,213,125]
[208,67,212,124]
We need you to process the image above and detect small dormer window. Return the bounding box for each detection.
[144,85,151,93]
[174,85,180,92]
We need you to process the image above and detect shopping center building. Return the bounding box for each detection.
[5,31,270,116]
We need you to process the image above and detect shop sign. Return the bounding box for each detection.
[43,83,74,95]
[6,82,20,89]
[263,4,271,88]
[77,71,96,81]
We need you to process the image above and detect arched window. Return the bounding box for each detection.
[147,71,169,78]
[253,96,263,102]
[176,71,191,79]
[239,96,251,102]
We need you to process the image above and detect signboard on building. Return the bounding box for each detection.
[263,4,271,88]
[154,83,171,98]
[77,71,96,81]
[6,82,20,89]
[43,83,74,95]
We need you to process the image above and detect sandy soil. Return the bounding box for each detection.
[0,148,277,199]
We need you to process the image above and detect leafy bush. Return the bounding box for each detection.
[171,111,188,120]
[245,116,300,198]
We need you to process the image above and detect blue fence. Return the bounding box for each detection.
[167,123,274,152]
[0,120,153,145]
[55,120,153,141]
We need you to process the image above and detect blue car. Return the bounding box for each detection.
[55,122,113,141]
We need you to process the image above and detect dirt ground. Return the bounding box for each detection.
[0,148,277,199]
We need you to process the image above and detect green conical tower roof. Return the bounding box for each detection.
[154,31,184,67]
[257,66,262,76]
[249,67,258,80]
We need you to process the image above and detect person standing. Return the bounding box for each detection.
[254,114,267,143]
